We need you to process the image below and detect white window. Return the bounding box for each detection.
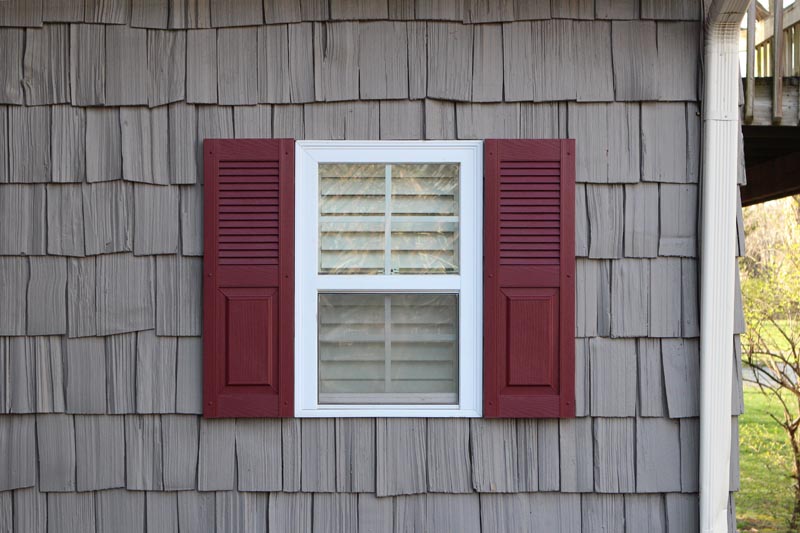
[295,141,483,417]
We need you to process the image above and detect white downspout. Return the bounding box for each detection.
[700,1,750,532]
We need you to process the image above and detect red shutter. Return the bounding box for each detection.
[203,139,294,418]
[483,139,575,418]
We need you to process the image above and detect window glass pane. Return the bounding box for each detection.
[318,163,459,275]
[318,293,458,404]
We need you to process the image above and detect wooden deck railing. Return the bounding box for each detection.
[744,1,800,124]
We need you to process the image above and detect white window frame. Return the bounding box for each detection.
[295,140,483,417]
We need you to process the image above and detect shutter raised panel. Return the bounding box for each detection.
[203,139,294,418]
[484,139,575,418]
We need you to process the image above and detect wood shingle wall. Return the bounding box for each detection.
[0,0,745,531]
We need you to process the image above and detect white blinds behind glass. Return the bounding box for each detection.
[319,163,460,274]
[318,293,458,404]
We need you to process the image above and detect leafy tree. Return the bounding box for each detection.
[741,195,800,530]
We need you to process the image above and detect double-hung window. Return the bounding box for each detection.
[295,141,483,417]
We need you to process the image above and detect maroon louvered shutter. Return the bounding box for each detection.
[483,139,575,418]
[203,139,294,418]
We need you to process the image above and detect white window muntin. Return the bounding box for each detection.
[295,141,483,417]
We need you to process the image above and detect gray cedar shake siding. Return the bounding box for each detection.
[0,0,745,531]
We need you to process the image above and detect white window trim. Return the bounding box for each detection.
[295,140,483,418]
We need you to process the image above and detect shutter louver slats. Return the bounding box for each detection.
[203,139,294,418]
[484,139,576,418]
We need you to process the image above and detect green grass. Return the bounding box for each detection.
[737,386,796,532]
[759,320,798,355]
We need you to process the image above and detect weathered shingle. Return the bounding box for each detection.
[67,257,96,338]
[162,415,200,490]
[257,25,290,103]
[0,258,28,335]
[23,24,70,105]
[2,337,35,414]
[197,106,234,172]
[636,418,681,492]
[529,494,581,532]
[0,415,36,490]
[43,0,84,21]
[611,21,658,101]
[74,414,125,490]
[642,103,689,183]
[568,104,639,183]
[358,493,393,532]
[515,420,538,491]
[105,26,148,105]
[65,337,107,413]
[8,106,51,183]
[121,107,170,184]
[106,333,137,413]
[471,24,503,102]
[300,419,336,492]
[0,29,24,104]
[156,255,202,335]
[593,419,635,493]
[623,183,659,258]
[659,184,698,256]
[681,258,700,337]
[662,338,700,418]
[559,418,594,492]
[131,0,169,27]
[281,418,301,491]
[624,495,666,533]
[380,101,424,139]
[313,494,358,533]
[288,23,315,103]
[176,336,203,414]
[638,339,667,417]
[86,108,123,183]
[463,0,513,23]
[96,490,145,533]
[407,21,426,99]
[168,103,199,185]
[551,0,593,18]
[70,24,106,106]
[416,0,463,20]
[575,339,590,416]
[427,23,473,101]
[268,493,311,531]
[424,99,456,140]
[586,185,623,258]
[218,27,259,105]
[657,22,700,101]
[0,184,46,255]
[149,30,187,106]
[33,337,66,413]
[314,22,360,101]
[377,419,427,496]
[27,257,68,335]
[596,0,637,19]
[649,258,682,337]
[471,419,518,492]
[264,0,301,23]
[427,494,481,533]
[84,0,131,24]
[147,492,180,533]
[576,260,610,338]
[590,338,637,416]
[574,21,613,102]
[125,415,165,490]
[0,106,7,183]
[82,181,133,255]
[537,20,577,101]
[537,419,560,491]
[47,493,96,533]
[198,418,236,491]
[136,330,177,413]
[0,0,43,26]
[233,105,272,138]
[50,107,86,184]
[12,488,46,533]
[331,0,387,18]
[456,103,520,138]
[186,29,218,104]
[641,0,700,20]
[210,0,263,26]
[479,493,531,533]
[665,493,699,533]
[502,22,537,101]
[610,259,650,337]
[215,491,267,533]
[235,419,282,491]
[178,492,216,533]
[134,184,180,254]
[96,253,154,335]
[358,21,408,100]
[335,418,376,492]
[427,419,472,493]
